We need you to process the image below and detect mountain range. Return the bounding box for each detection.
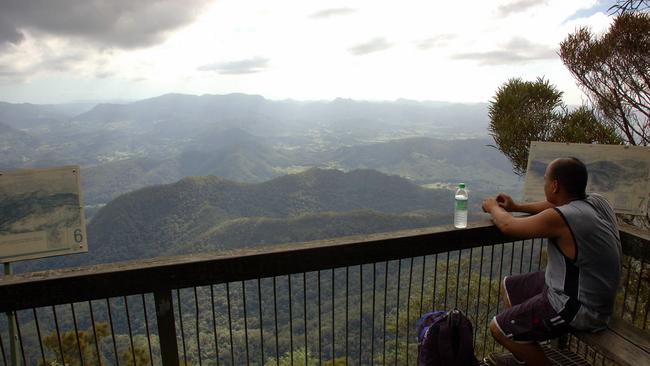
[19,168,489,272]
[2,93,518,273]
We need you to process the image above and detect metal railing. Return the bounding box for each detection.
[0,221,648,366]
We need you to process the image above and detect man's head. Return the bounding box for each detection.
[543,157,588,203]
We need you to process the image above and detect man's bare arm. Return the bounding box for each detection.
[483,198,564,239]
[496,193,554,215]
[511,201,555,215]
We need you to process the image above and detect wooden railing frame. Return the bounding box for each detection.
[1,221,648,313]
[0,220,647,366]
[0,221,506,313]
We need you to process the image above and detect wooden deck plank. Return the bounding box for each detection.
[608,318,650,354]
[574,325,650,366]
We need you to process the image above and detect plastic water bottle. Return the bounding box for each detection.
[454,183,468,228]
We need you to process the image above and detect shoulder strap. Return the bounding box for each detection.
[437,312,458,365]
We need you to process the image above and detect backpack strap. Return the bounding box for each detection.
[438,309,480,366]
[436,311,458,365]
[457,313,478,364]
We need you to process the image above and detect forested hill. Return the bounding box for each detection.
[21,169,460,272]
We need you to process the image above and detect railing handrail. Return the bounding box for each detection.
[0,221,647,313]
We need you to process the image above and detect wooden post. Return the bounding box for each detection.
[154,289,180,366]
[4,263,18,366]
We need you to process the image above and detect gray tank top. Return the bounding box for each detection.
[545,193,622,331]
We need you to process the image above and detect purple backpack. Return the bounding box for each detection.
[416,309,479,366]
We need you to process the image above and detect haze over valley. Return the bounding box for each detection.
[1,93,521,271]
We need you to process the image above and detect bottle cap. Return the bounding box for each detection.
[458,183,465,189]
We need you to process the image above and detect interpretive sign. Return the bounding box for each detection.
[0,166,87,263]
[523,142,650,216]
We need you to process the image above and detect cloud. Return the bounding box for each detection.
[0,0,212,50]
[497,0,548,17]
[0,39,107,84]
[416,34,457,50]
[198,57,270,75]
[452,37,557,65]
[0,14,25,47]
[310,8,357,19]
[348,37,392,55]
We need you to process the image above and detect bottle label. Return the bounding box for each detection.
[455,199,467,211]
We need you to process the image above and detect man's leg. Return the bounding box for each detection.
[489,320,552,366]
[501,276,512,309]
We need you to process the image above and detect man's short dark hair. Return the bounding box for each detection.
[549,157,588,199]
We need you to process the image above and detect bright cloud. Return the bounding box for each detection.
[0,0,614,104]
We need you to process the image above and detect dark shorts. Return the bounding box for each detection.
[493,271,571,343]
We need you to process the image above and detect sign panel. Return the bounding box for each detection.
[523,142,650,215]
[0,166,87,263]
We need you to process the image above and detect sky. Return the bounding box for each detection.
[0,0,614,105]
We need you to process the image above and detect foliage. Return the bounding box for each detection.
[264,347,320,365]
[609,0,650,14]
[41,322,109,366]
[39,322,152,366]
[560,12,650,145]
[550,106,621,144]
[488,78,620,175]
[615,256,650,328]
[120,345,151,366]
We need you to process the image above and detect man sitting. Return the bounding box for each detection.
[481,157,622,366]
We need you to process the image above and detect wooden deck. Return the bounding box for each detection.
[482,345,591,365]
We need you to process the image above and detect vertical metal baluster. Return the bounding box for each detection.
[621,256,634,318]
[176,290,188,366]
[345,267,348,366]
[455,250,461,308]
[317,271,322,365]
[124,297,136,366]
[194,288,203,366]
[289,275,294,366]
[331,269,335,362]
[518,241,525,274]
[474,246,484,351]
[32,309,46,366]
[538,239,544,270]
[106,299,120,366]
[12,312,25,366]
[88,301,102,365]
[0,323,7,366]
[643,282,650,330]
[70,303,85,366]
[52,306,65,364]
[493,244,506,351]
[303,273,308,366]
[141,295,154,366]
[394,259,402,365]
[359,265,363,364]
[226,283,235,366]
[432,255,438,309]
[528,239,535,273]
[509,242,516,277]
[383,261,389,366]
[210,286,220,366]
[466,248,474,315]
[371,263,376,366]
[496,243,505,317]
[632,260,646,324]
[444,252,450,308]
[419,256,427,317]
[273,278,280,365]
[258,279,265,366]
[243,282,250,366]
[482,245,495,355]
[406,257,414,365]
